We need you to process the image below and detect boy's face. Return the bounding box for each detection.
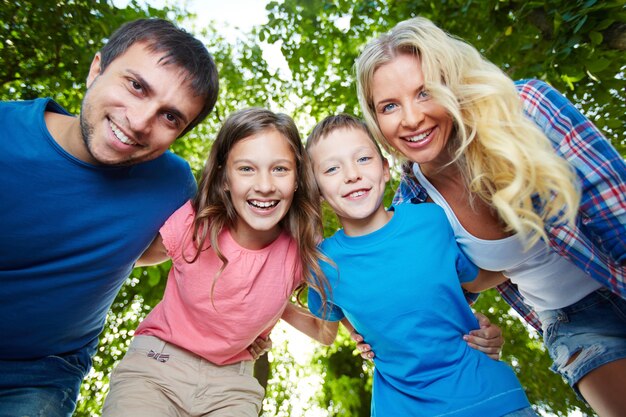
[310,127,391,235]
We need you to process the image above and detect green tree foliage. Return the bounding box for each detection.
[0,0,186,113]
[262,0,625,150]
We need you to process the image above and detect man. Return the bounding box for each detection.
[0,18,219,416]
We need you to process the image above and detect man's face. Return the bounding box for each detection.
[79,42,205,166]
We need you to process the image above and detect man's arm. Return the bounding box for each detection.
[135,233,169,267]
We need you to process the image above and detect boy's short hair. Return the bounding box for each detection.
[306,113,384,159]
[100,18,219,137]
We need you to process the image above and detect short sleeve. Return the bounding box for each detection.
[307,287,344,322]
[456,248,479,284]
[159,200,195,261]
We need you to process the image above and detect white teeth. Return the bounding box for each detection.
[110,121,136,145]
[348,190,366,198]
[249,200,278,208]
[407,129,432,143]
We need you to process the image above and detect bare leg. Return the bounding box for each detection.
[577,358,626,417]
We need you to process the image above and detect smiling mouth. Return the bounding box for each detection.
[109,119,138,146]
[248,200,278,210]
[404,128,433,143]
[344,189,369,198]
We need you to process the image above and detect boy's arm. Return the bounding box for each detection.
[136,233,170,267]
[462,269,507,293]
[281,303,339,346]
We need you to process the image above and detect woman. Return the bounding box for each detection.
[356,16,626,417]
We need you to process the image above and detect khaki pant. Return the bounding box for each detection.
[103,335,264,417]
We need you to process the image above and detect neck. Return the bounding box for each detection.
[340,205,393,237]
[230,223,282,250]
[44,111,87,161]
[420,158,465,190]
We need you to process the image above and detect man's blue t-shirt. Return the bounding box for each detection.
[0,98,196,360]
[309,204,530,416]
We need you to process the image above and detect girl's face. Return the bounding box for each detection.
[371,53,454,174]
[225,128,297,249]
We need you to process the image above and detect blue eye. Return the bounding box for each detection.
[418,90,430,99]
[357,156,372,163]
[324,166,338,174]
[382,103,397,113]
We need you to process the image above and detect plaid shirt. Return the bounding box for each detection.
[393,79,626,332]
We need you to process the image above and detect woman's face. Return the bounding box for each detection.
[371,53,454,173]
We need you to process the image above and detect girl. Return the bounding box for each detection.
[356,16,626,417]
[102,108,338,417]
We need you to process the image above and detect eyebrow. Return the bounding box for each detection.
[232,158,295,165]
[374,83,426,107]
[128,70,189,125]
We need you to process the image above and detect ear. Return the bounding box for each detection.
[86,52,103,88]
[382,157,391,183]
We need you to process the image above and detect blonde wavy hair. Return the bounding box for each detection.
[356,17,580,246]
[189,108,328,304]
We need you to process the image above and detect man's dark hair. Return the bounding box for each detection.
[100,18,219,136]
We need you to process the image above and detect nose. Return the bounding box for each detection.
[254,172,276,193]
[400,104,424,129]
[343,164,362,184]
[126,105,155,134]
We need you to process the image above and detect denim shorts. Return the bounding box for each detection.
[536,287,626,395]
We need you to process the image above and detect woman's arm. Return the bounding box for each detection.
[462,269,507,293]
[135,233,170,267]
[519,80,626,268]
[281,303,339,346]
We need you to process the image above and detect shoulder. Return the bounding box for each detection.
[394,201,446,220]
[163,201,195,233]
[160,200,196,255]
[320,231,341,252]
[135,151,196,199]
[514,79,569,112]
[154,150,193,173]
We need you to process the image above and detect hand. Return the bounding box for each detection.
[464,312,504,360]
[350,330,375,360]
[247,336,273,360]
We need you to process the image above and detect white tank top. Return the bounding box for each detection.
[412,164,601,312]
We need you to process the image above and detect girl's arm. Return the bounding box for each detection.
[135,233,170,267]
[462,269,507,293]
[280,303,338,346]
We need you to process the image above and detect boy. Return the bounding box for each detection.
[305,114,537,417]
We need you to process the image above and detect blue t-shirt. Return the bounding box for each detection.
[0,98,196,360]
[309,204,530,416]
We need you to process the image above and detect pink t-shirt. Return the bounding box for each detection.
[135,201,302,365]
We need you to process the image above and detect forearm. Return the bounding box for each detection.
[462,269,507,293]
[281,303,338,345]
